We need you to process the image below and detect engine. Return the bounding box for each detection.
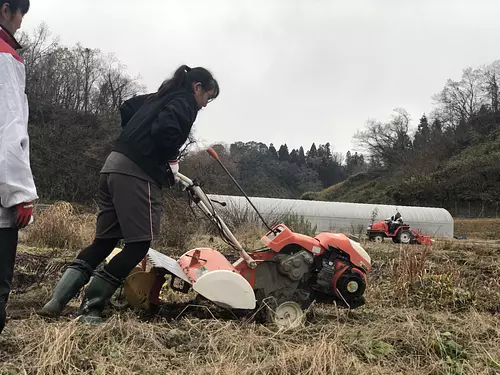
[311,248,367,308]
[246,224,371,310]
[251,244,368,309]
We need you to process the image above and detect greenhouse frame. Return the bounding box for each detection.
[207,194,454,238]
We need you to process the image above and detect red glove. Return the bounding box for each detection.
[15,202,33,229]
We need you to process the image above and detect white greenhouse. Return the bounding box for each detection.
[207,194,454,238]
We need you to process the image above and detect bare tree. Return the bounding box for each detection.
[353,108,413,169]
[482,60,500,114]
[95,53,145,115]
[19,23,144,115]
[432,67,485,127]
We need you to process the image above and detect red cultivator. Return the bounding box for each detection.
[107,148,373,329]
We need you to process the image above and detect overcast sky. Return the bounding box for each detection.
[20,0,500,155]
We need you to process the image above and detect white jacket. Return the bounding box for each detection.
[0,26,37,227]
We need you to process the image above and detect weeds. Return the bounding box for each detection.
[392,243,432,289]
[282,212,317,236]
[2,306,499,374]
[23,202,95,251]
[154,194,200,252]
[214,199,284,233]
[7,214,500,374]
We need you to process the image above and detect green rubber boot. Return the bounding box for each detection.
[38,260,93,318]
[77,267,121,324]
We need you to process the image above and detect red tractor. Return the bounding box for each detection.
[367,212,432,245]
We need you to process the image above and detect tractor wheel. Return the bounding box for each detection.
[372,234,384,244]
[398,230,413,244]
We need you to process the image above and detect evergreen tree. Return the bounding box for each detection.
[298,146,306,164]
[307,143,318,159]
[268,143,278,160]
[413,114,431,148]
[278,144,290,162]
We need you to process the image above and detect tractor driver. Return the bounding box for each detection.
[389,212,403,233]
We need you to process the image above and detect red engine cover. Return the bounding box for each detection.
[261,224,326,255]
[234,224,372,288]
[315,233,371,273]
[370,221,389,232]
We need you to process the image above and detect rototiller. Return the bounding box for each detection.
[107,148,372,328]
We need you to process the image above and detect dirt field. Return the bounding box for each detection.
[454,218,500,240]
[0,214,499,374]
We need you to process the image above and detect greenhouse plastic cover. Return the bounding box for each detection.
[206,194,454,238]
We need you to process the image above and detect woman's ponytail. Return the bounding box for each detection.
[154,64,219,100]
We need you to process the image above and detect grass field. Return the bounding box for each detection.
[0,206,499,374]
[454,218,500,240]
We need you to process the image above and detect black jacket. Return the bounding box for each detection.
[113,89,198,187]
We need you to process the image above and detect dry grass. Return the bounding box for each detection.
[4,212,500,374]
[23,202,96,251]
[389,243,432,301]
[154,195,201,253]
[1,300,499,374]
[454,218,500,240]
[23,200,206,255]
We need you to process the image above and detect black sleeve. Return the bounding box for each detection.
[150,96,196,160]
[119,94,152,128]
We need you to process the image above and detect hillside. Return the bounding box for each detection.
[300,58,500,218]
[305,134,500,217]
[395,134,500,208]
[301,171,392,204]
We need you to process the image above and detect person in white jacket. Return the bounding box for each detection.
[0,0,37,334]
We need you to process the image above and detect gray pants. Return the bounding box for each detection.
[95,173,162,244]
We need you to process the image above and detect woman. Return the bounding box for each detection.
[39,65,219,323]
[0,0,37,334]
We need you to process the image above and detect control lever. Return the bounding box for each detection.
[210,199,227,207]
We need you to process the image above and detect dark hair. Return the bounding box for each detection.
[155,64,219,100]
[0,0,30,14]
